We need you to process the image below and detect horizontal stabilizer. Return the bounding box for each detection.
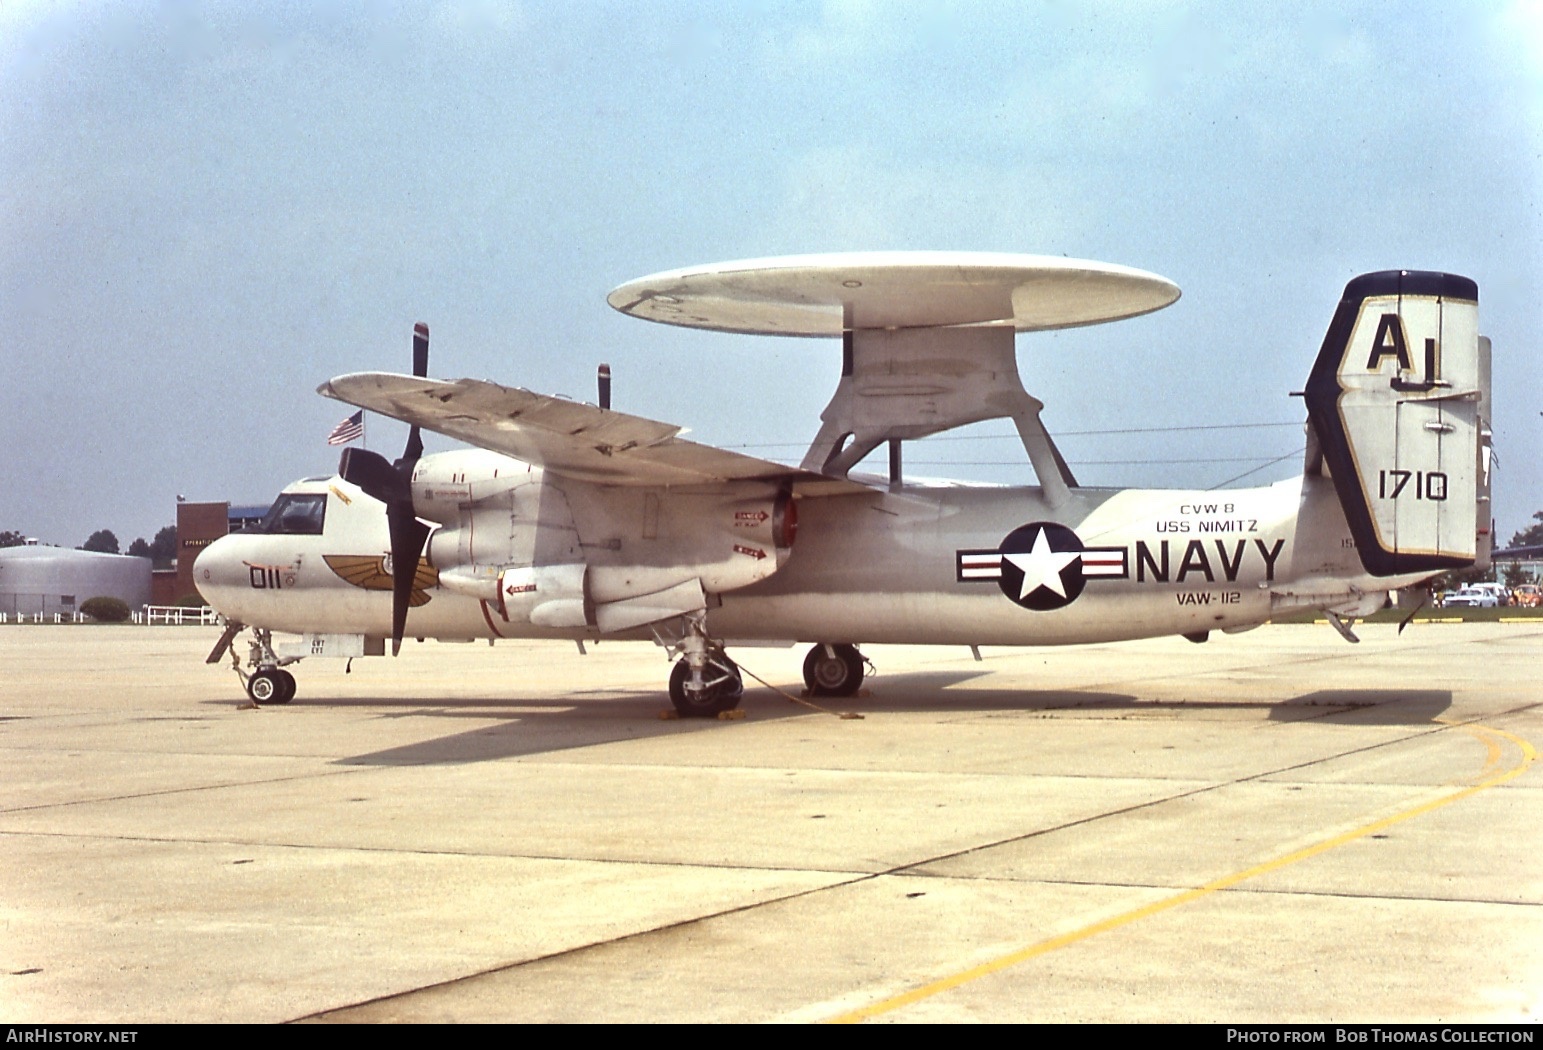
[320,373,873,493]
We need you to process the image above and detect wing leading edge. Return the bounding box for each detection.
[320,372,872,492]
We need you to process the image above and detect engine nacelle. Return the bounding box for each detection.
[424,454,583,571]
[497,564,587,628]
[578,486,797,602]
[411,449,541,526]
[410,448,802,635]
[437,562,588,629]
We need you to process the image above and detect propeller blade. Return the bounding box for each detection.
[387,504,431,656]
[361,322,434,655]
[1397,594,1427,634]
[401,427,424,468]
[401,323,429,466]
[338,447,404,504]
[412,322,429,377]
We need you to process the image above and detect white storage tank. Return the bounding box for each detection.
[0,546,152,618]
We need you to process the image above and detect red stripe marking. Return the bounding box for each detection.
[479,599,506,638]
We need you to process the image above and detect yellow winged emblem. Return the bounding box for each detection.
[323,555,439,607]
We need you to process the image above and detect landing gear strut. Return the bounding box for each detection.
[803,643,865,697]
[213,625,302,705]
[668,650,744,717]
[654,610,744,718]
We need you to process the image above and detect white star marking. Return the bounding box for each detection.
[1002,529,1081,601]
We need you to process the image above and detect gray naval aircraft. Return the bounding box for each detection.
[193,253,1493,714]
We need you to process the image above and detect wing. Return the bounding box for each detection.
[319,373,873,492]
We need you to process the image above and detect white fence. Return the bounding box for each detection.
[0,606,218,625]
[0,611,87,624]
[141,605,221,625]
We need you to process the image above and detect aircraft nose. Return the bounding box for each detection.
[193,535,242,610]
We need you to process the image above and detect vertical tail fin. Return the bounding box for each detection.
[1304,270,1486,577]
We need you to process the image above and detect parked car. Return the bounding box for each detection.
[1469,582,1511,604]
[1442,587,1500,608]
[1511,584,1542,608]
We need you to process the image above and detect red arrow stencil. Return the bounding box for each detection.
[733,544,767,560]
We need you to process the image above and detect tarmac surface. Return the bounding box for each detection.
[1,622,1538,1023]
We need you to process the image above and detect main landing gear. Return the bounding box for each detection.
[656,616,868,715]
[656,611,745,718]
[665,642,867,715]
[802,643,866,697]
[668,650,744,718]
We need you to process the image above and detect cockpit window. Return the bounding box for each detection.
[254,493,327,535]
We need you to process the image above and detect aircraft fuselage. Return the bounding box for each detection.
[195,449,1416,650]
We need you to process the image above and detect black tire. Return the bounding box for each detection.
[668,652,743,717]
[802,644,864,697]
[247,669,285,705]
[274,669,297,704]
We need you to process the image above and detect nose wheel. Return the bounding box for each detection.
[247,668,296,705]
[668,650,744,717]
[222,627,300,705]
[803,644,865,697]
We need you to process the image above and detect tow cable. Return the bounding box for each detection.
[735,661,864,720]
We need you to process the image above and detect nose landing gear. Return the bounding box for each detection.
[208,623,302,706]
[247,667,297,705]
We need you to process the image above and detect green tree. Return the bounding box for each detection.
[0,530,25,547]
[149,526,177,569]
[1428,565,1489,597]
[81,529,120,554]
[127,538,152,559]
[1509,511,1543,549]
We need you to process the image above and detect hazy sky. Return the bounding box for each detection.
[3,1,1539,549]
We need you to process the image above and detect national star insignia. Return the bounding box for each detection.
[1002,529,1080,600]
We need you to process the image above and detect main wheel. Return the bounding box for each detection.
[668,652,744,717]
[803,644,864,697]
[274,669,297,704]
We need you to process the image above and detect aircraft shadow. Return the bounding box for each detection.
[820,682,1454,727]
[327,687,817,766]
[1268,688,1453,725]
[200,680,1454,768]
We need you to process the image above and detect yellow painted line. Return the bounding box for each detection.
[1447,720,1506,781]
[828,720,1536,1024]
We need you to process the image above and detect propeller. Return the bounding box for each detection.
[338,322,431,655]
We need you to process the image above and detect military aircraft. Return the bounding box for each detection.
[194,253,1492,714]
